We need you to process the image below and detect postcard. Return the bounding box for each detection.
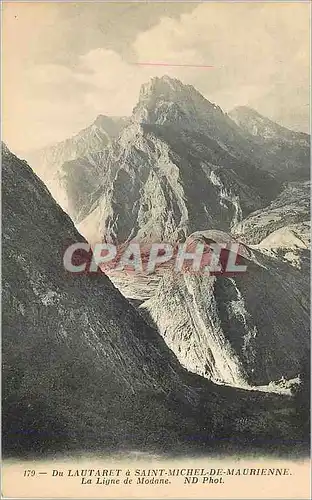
[2,1,310,498]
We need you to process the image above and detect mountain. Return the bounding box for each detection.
[133,77,260,158]
[229,106,309,143]
[229,106,310,181]
[77,76,282,245]
[1,143,199,455]
[140,230,310,388]
[3,144,308,457]
[23,115,129,220]
[26,114,129,175]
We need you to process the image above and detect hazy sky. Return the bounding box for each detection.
[3,1,310,153]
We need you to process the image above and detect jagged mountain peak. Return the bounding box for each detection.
[23,113,130,222]
[139,75,193,97]
[229,105,310,142]
[229,105,310,180]
[133,75,222,126]
[1,142,11,157]
[230,106,286,131]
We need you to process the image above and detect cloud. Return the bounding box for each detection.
[133,3,310,111]
[3,2,310,152]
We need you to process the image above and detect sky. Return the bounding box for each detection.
[2,1,310,153]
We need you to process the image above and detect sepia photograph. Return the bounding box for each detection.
[1,1,311,498]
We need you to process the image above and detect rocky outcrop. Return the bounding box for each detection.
[140,230,310,388]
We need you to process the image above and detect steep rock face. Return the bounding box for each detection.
[78,77,281,245]
[232,181,310,246]
[2,145,205,455]
[140,231,310,388]
[24,115,129,220]
[229,106,310,181]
